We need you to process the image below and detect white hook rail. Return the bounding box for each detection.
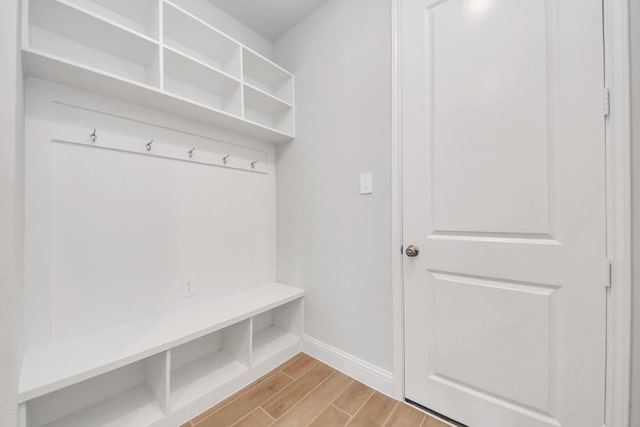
[50,129,268,175]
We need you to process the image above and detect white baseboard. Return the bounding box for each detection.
[302,334,395,397]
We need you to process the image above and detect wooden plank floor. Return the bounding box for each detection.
[182,353,451,427]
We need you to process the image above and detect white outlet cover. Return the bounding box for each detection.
[183,281,195,298]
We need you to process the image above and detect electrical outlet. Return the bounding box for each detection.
[183,281,195,298]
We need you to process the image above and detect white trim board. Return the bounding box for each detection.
[302,335,394,397]
[50,137,268,174]
[390,0,405,401]
[604,0,633,426]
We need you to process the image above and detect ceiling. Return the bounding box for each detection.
[207,0,330,41]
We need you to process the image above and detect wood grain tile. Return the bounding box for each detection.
[384,403,426,427]
[333,380,374,415]
[422,416,451,427]
[262,361,335,418]
[270,371,353,427]
[308,405,351,427]
[346,392,398,427]
[191,367,281,424]
[196,372,292,427]
[231,408,273,427]
[281,352,316,379]
[188,354,445,427]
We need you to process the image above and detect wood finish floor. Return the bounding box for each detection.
[181,353,450,427]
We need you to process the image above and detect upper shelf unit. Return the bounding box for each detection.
[23,0,295,143]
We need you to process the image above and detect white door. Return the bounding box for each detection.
[401,0,607,426]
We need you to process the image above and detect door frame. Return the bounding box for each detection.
[389,1,633,426]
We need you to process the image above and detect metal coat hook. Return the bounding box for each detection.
[223,155,230,164]
[251,161,257,169]
[146,140,154,152]
[188,147,195,158]
[90,129,97,143]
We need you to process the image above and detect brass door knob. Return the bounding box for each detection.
[405,245,420,257]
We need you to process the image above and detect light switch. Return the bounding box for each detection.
[360,172,373,195]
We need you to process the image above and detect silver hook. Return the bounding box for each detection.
[146,140,154,152]
[223,155,230,164]
[251,161,257,169]
[188,147,195,158]
[90,129,97,143]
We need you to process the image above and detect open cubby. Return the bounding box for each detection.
[63,0,160,39]
[252,299,303,366]
[244,85,295,136]
[163,1,241,79]
[19,284,303,426]
[242,49,294,104]
[28,0,161,87]
[169,321,251,411]
[23,0,295,141]
[163,47,243,116]
[27,355,167,427]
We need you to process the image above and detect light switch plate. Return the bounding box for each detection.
[360,173,373,195]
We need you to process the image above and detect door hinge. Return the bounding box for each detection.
[603,87,611,117]
[605,258,613,288]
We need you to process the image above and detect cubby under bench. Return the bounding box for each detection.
[19,283,304,427]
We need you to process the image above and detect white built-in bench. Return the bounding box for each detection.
[19,283,304,427]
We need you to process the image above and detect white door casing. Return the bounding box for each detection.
[401,0,607,426]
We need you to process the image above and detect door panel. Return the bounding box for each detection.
[402,0,606,426]
[431,0,549,234]
[432,272,553,412]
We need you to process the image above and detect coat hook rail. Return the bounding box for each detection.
[57,135,267,174]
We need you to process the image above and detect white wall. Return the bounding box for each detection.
[631,0,640,423]
[22,0,278,349]
[274,0,393,372]
[24,79,277,348]
[0,0,24,425]
[169,0,274,59]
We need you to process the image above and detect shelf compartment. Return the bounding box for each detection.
[170,321,250,411]
[164,1,241,79]
[163,47,242,116]
[252,299,302,366]
[22,51,294,144]
[27,356,166,427]
[28,0,161,87]
[242,49,294,104]
[62,0,160,39]
[244,85,294,136]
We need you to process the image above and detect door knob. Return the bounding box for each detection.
[405,245,420,257]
